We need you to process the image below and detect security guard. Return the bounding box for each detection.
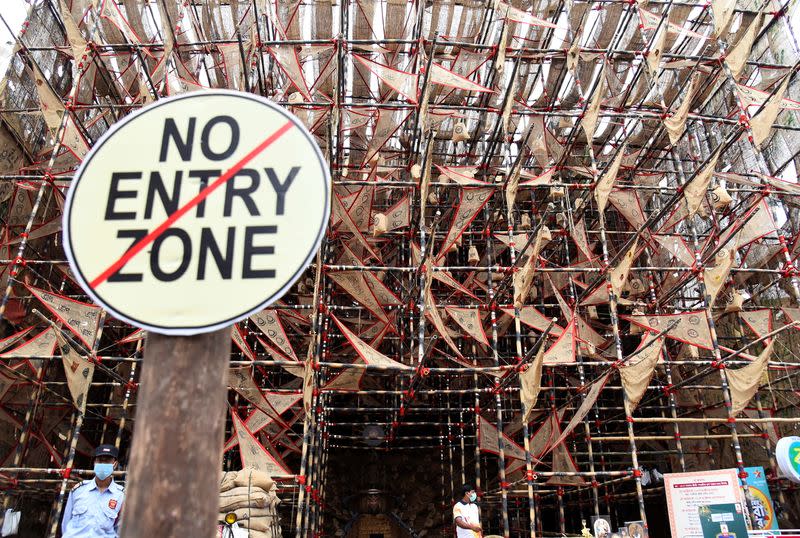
[61,444,124,538]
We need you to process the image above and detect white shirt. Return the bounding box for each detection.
[453,501,480,538]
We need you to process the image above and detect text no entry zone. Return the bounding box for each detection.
[63,91,330,335]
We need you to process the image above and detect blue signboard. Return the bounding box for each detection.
[744,466,778,530]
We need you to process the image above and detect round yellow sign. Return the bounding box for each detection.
[63,91,330,335]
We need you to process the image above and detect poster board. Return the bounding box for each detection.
[745,466,778,530]
[664,469,744,538]
[698,503,748,538]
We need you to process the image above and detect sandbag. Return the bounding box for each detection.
[219,506,273,520]
[234,469,274,492]
[220,469,275,493]
[219,487,269,512]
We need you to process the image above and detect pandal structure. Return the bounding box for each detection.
[0,0,799,536]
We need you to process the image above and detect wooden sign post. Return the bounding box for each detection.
[62,91,330,537]
[120,330,229,536]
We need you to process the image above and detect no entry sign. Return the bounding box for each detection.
[63,91,330,335]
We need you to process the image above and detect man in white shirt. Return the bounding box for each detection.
[453,484,482,537]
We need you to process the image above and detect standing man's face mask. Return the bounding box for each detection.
[94,463,114,480]
[469,492,477,503]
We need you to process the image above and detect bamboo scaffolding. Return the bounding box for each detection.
[0,0,799,536]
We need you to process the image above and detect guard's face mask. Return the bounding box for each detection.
[94,463,114,480]
[469,492,477,503]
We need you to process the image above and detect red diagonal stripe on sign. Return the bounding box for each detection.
[89,120,295,289]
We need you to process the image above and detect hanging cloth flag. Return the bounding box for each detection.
[353,55,419,103]
[0,362,27,403]
[478,416,527,461]
[505,165,522,212]
[380,195,411,232]
[513,254,537,309]
[27,285,101,350]
[620,332,664,410]
[581,66,606,142]
[322,368,363,392]
[566,33,581,73]
[512,227,551,308]
[740,309,772,339]
[653,234,695,266]
[703,247,735,307]
[683,148,721,218]
[429,63,494,93]
[519,167,556,187]
[435,165,487,187]
[231,325,256,361]
[520,342,546,423]
[61,115,90,159]
[610,239,639,298]
[546,371,612,455]
[506,409,567,475]
[56,331,94,413]
[501,77,518,135]
[543,317,577,364]
[0,327,34,354]
[727,340,774,415]
[595,147,626,213]
[303,359,317,417]
[228,367,287,425]
[781,307,800,324]
[731,198,778,248]
[577,316,609,357]
[497,1,558,28]
[736,82,800,111]
[711,0,737,36]
[96,0,142,45]
[332,194,382,261]
[425,287,466,361]
[365,109,412,164]
[332,316,410,369]
[250,310,298,361]
[59,0,88,61]
[750,73,792,147]
[639,8,708,40]
[0,328,58,375]
[500,307,564,336]
[609,190,647,230]
[410,244,478,299]
[437,188,494,261]
[546,438,586,486]
[336,245,401,308]
[269,46,312,100]
[548,275,572,320]
[725,12,763,80]
[581,279,630,307]
[646,24,668,78]
[664,72,701,144]
[445,307,489,346]
[30,63,65,136]
[525,116,551,167]
[231,411,292,476]
[328,272,390,323]
[218,43,244,90]
[572,218,593,260]
[625,311,713,349]
[258,341,303,378]
[224,391,303,451]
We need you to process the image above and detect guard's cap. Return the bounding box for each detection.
[93,444,119,459]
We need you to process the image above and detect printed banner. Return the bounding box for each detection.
[664,469,744,538]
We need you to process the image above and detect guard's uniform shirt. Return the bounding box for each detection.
[61,479,124,538]
[453,501,480,538]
